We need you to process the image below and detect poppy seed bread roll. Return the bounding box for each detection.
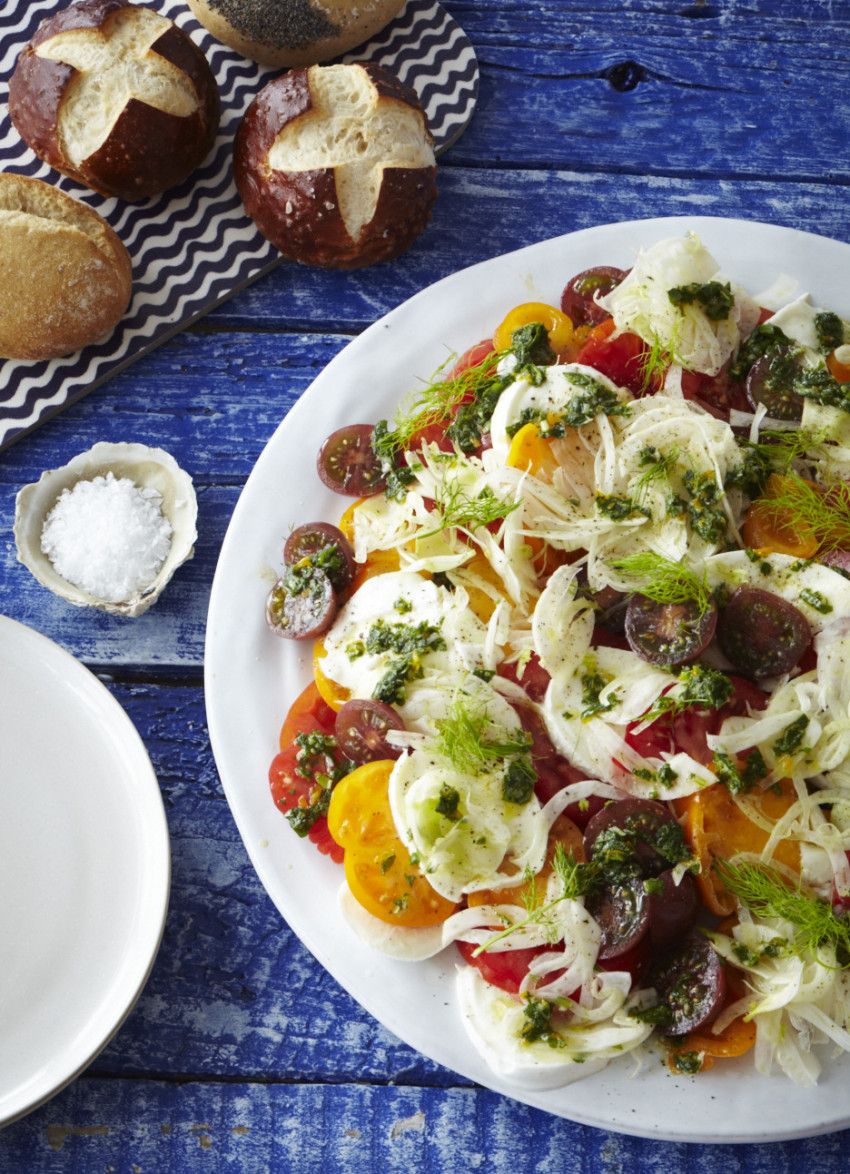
[234,62,438,270]
[187,0,406,68]
[9,0,220,201]
[0,173,132,361]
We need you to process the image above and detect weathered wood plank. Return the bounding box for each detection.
[197,168,850,330]
[76,683,448,1085]
[440,1,850,182]
[2,1076,849,1173]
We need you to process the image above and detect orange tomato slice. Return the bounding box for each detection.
[741,473,818,559]
[327,760,458,927]
[674,779,801,916]
[312,637,350,711]
[827,349,850,384]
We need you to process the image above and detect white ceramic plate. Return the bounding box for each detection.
[205,216,850,1143]
[0,617,170,1126]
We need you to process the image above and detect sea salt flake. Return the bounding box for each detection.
[41,472,173,603]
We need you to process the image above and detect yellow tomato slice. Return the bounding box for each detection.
[674,779,801,916]
[327,760,458,927]
[507,421,560,479]
[493,302,575,355]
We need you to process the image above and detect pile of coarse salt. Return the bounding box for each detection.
[41,472,173,603]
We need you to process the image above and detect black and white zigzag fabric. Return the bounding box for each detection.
[0,0,478,449]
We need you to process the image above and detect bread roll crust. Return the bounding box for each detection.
[0,173,132,361]
[9,0,221,201]
[234,63,438,270]
[187,0,406,68]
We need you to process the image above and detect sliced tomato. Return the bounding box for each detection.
[456,939,548,994]
[674,779,801,916]
[493,302,575,355]
[452,338,496,377]
[742,473,819,559]
[271,680,348,864]
[278,679,337,751]
[497,650,551,703]
[327,759,457,927]
[626,675,768,768]
[574,320,657,396]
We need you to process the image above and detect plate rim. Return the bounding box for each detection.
[205,214,850,1143]
[0,615,171,1128]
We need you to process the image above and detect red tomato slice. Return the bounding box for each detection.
[575,320,657,396]
[497,651,551,702]
[452,338,496,377]
[271,680,348,864]
[456,939,548,994]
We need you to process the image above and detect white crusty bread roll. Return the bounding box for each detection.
[9,0,220,201]
[0,173,132,361]
[187,0,406,68]
[234,62,438,269]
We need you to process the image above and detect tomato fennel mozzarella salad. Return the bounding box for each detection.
[266,233,850,1089]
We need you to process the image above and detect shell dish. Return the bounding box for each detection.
[14,442,197,617]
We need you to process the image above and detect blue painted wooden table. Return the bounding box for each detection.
[2,1,850,1168]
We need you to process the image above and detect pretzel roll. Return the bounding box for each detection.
[9,0,220,201]
[234,62,438,270]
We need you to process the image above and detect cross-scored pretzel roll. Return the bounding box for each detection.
[9,0,221,201]
[233,62,438,270]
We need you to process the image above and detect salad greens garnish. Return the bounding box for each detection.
[814,310,846,354]
[728,322,794,383]
[365,618,447,705]
[373,351,502,461]
[751,471,850,551]
[579,669,620,721]
[712,748,768,796]
[714,859,850,965]
[420,480,519,537]
[521,995,566,1046]
[431,688,533,778]
[772,714,810,757]
[607,550,713,615]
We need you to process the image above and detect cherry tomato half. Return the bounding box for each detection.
[283,522,356,592]
[625,592,718,668]
[649,931,726,1036]
[586,876,650,963]
[334,698,405,764]
[745,348,804,421]
[741,473,819,559]
[717,585,812,679]
[317,424,387,496]
[560,266,628,327]
[265,565,337,640]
